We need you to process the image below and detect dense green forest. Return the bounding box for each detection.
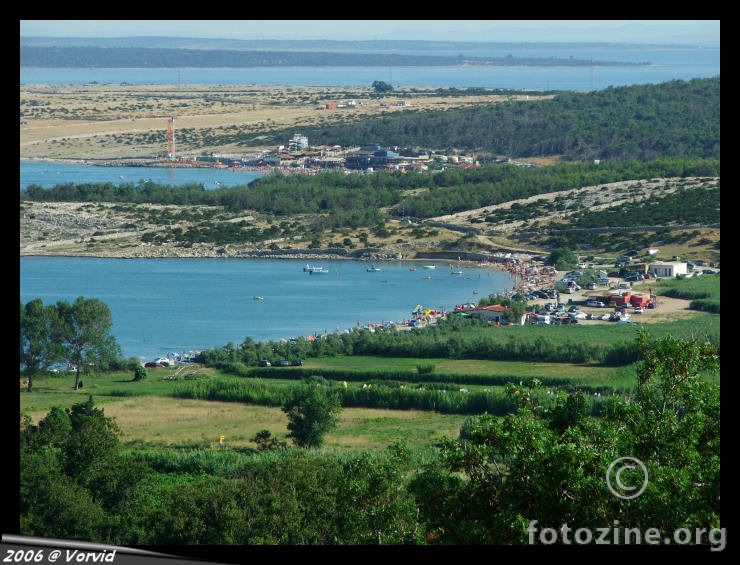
[260,77,720,162]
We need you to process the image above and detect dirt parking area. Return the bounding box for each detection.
[560,283,694,324]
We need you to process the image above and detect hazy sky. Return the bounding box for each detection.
[20,20,719,44]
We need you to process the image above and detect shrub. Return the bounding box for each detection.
[133,365,148,381]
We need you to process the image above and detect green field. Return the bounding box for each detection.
[18,354,641,454]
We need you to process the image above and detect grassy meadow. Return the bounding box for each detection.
[19,354,639,454]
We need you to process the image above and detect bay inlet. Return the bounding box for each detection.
[20,256,513,363]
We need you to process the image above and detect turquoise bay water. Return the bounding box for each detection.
[20,257,513,362]
[20,160,266,193]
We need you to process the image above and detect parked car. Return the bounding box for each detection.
[586,299,606,308]
[702,269,717,275]
[570,311,587,320]
[277,359,289,367]
[292,359,303,366]
[624,273,644,282]
[586,282,598,290]
[258,359,271,367]
[633,306,645,314]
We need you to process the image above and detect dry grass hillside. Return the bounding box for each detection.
[20,84,534,160]
[20,84,719,264]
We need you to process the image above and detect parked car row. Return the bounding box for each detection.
[259,359,303,367]
[144,357,175,368]
[609,311,631,322]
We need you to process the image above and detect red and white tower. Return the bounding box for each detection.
[166,117,175,159]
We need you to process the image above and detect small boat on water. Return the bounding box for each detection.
[451,269,463,275]
[253,296,264,300]
[367,265,382,272]
[422,264,436,270]
[304,264,329,274]
[408,267,417,271]
[422,275,432,280]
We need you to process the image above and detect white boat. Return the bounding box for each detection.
[366,265,382,272]
[422,264,436,270]
[309,267,330,275]
[450,269,463,275]
[304,264,327,273]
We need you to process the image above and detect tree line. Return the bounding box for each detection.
[22,159,719,238]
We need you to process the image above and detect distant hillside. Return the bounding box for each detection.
[19,36,674,52]
[19,39,644,69]
[259,77,721,163]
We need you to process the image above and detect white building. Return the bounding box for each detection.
[289,134,309,151]
[649,261,688,278]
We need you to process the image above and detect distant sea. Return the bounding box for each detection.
[20,45,719,91]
